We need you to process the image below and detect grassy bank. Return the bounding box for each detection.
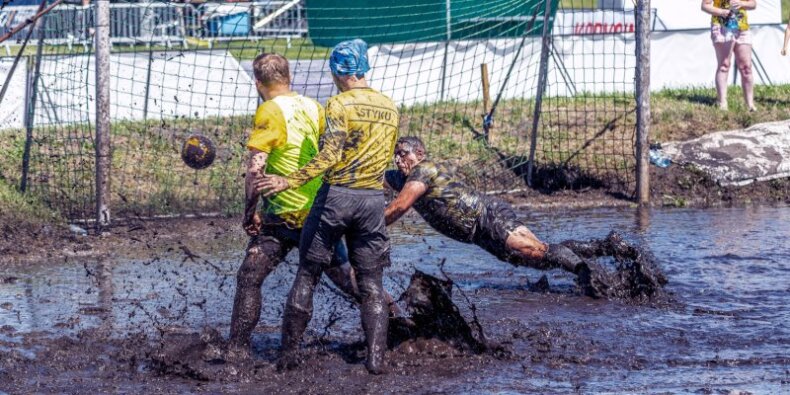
[0,178,61,230]
[652,84,790,142]
[1,84,789,222]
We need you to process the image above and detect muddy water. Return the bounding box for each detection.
[1,206,788,393]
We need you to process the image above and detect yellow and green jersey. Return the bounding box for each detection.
[711,0,749,31]
[285,88,399,190]
[246,93,325,228]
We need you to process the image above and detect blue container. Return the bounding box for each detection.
[205,11,250,37]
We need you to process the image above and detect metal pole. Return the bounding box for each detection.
[635,0,651,205]
[21,56,34,192]
[143,47,153,121]
[526,0,553,187]
[95,0,112,230]
[440,0,451,101]
[480,63,491,142]
[21,8,47,193]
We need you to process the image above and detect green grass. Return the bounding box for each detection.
[2,84,790,221]
[784,0,790,22]
[651,84,790,142]
[0,178,61,229]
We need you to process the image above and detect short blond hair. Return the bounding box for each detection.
[252,53,290,86]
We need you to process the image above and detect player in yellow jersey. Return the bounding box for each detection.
[228,53,359,356]
[260,39,399,374]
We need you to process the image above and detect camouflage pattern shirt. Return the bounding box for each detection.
[285,88,399,190]
[385,160,486,241]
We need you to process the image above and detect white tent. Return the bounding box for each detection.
[622,0,784,31]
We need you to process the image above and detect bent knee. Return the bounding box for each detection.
[506,228,547,253]
[237,250,277,283]
[717,58,731,72]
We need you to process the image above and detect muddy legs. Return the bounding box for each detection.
[357,268,389,375]
[277,266,320,372]
[277,267,388,375]
[324,264,361,303]
[540,244,611,298]
[229,239,282,351]
[508,239,616,298]
[560,231,667,299]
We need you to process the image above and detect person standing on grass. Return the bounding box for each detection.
[701,0,758,111]
[228,53,360,357]
[259,39,399,375]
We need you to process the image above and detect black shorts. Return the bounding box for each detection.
[299,184,390,276]
[471,197,525,262]
[246,220,348,268]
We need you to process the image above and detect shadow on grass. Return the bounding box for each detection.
[656,91,717,107]
[461,118,631,197]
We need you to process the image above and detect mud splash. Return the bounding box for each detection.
[148,271,500,381]
[564,231,669,303]
[389,271,488,354]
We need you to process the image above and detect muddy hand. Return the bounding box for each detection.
[259,174,290,197]
[242,212,262,236]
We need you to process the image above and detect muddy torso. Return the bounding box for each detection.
[385,160,486,241]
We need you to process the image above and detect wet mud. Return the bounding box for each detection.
[148,270,499,382]
[0,206,788,393]
[389,271,489,354]
[563,231,669,303]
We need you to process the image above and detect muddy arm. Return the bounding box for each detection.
[243,149,268,236]
[385,181,427,225]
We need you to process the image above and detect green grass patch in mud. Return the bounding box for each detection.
[0,179,61,229]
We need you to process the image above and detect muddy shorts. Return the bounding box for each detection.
[299,184,390,276]
[247,219,348,268]
[471,197,525,262]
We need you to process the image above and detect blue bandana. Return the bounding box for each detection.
[329,39,370,77]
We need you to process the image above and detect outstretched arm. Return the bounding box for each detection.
[259,99,347,196]
[385,181,427,225]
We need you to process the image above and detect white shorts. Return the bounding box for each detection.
[711,25,752,46]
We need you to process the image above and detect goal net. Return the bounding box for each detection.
[0,0,637,221]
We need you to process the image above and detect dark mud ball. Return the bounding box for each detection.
[181,134,216,170]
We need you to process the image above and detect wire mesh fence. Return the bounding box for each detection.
[0,0,643,223]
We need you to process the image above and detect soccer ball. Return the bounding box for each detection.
[181,134,216,170]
